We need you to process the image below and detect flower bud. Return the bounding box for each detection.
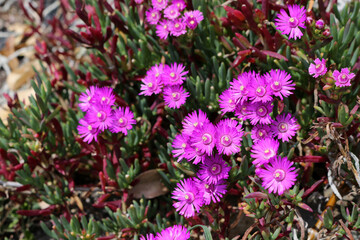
[322,29,331,37]
[315,19,325,29]
[306,16,313,25]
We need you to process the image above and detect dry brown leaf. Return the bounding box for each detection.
[129,169,168,199]
[6,61,40,90]
[0,36,19,70]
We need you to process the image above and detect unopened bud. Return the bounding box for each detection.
[322,29,331,37]
[315,19,325,29]
[306,16,313,25]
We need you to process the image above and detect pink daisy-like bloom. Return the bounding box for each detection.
[191,122,217,156]
[182,110,210,136]
[184,145,207,164]
[140,233,155,240]
[77,118,99,143]
[163,63,188,85]
[156,225,190,240]
[151,0,168,10]
[86,104,113,131]
[163,85,189,109]
[333,68,355,87]
[251,124,273,143]
[172,133,189,162]
[195,178,227,205]
[109,107,136,135]
[248,74,273,103]
[139,75,163,96]
[257,156,298,195]
[169,19,187,37]
[145,8,161,25]
[271,113,300,142]
[264,69,295,100]
[251,138,279,166]
[230,71,255,104]
[215,119,243,156]
[198,155,231,184]
[248,102,273,125]
[156,20,170,39]
[164,4,180,20]
[183,10,204,29]
[172,0,186,11]
[93,86,116,107]
[219,89,237,114]
[308,58,327,78]
[78,86,98,112]
[234,101,253,121]
[275,4,306,40]
[147,63,165,77]
[172,178,204,218]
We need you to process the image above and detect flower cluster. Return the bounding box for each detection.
[145,0,204,39]
[77,86,136,143]
[308,58,355,87]
[139,63,190,109]
[275,4,306,40]
[219,69,300,195]
[140,225,190,240]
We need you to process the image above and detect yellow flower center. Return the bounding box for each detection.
[164,25,167,29]
[97,113,102,117]
[205,184,209,189]
[281,124,286,129]
[101,97,106,101]
[240,85,244,91]
[275,172,280,177]
[289,17,295,22]
[172,93,177,98]
[259,132,263,136]
[170,72,175,77]
[342,74,347,79]
[274,81,279,86]
[155,73,160,77]
[151,13,155,17]
[181,143,186,148]
[87,96,91,101]
[88,125,92,130]
[171,10,174,14]
[228,99,232,103]
[259,108,263,113]
[264,149,270,154]
[184,195,189,199]
[119,118,124,123]
[256,87,262,93]
[175,23,179,28]
[224,136,229,141]
[148,83,153,87]
[193,122,198,127]
[202,136,207,141]
[190,20,195,25]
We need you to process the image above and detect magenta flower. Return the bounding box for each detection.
[172,178,204,218]
[172,0,186,11]
[184,145,207,164]
[172,133,189,162]
[275,4,306,40]
[86,104,113,131]
[79,86,98,112]
[271,113,300,142]
[163,63,188,85]
[140,234,155,240]
[191,122,217,156]
[264,69,295,100]
[156,20,170,39]
[156,225,190,240]
[139,75,163,96]
[219,89,236,114]
[163,85,189,109]
[308,58,327,78]
[333,68,355,87]
[248,102,273,125]
[251,124,273,143]
[251,138,279,166]
[151,0,168,10]
[93,87,116,106]
[257,156,298,195]
[184,10,204,29]
[109,107,136,135]
[195,178,227,205]
[147,63,165,77]
[145,8,161,25]
[215,119,243,156]
[164,5,180,20]
[248,74,273,103]
[234,101,253,121]
[198,155,231,184]
[169,19,187,36]
[77,118,99,143]
[230,71,254,104]
[182,110,210,136]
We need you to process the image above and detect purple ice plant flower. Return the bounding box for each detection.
[139,75,163,96]
[198,155,231,184]
[333,68,355,87]
[163,62,188,85]
[182,110,210,136]
[251,124,273,143]
[275,4,306,40]
[145,8,161,25]
[93,86,116,106]
[151,0,168,10]
[195,178,227,205]
[234,101,253,121]
[191,122,217,156]
[163,85,189,109]
[164,4,180,20]
[156,20,170,39]
[251,138,279,166]
[215,119,243,156]
[109,107,136,135]
[77,118,99,143]
[147,63,165,77]
[248,74,273,103]
[308,58,327,78]
[86,104,113,131]
[248,102,273,125]
[140,233,156,240]
[183,10,204,29]
[257,156,298,195]
[78,86,98,112]
[230,71,254,104]
[169,19,187,36]
[172,133,189,162]
[264,69,295,100]
[184,145,207,164]
[156,225,190,240]
[172,178,204,218]
[172,0,186,11]
[219,89,237,114]
[271,113,300,142]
